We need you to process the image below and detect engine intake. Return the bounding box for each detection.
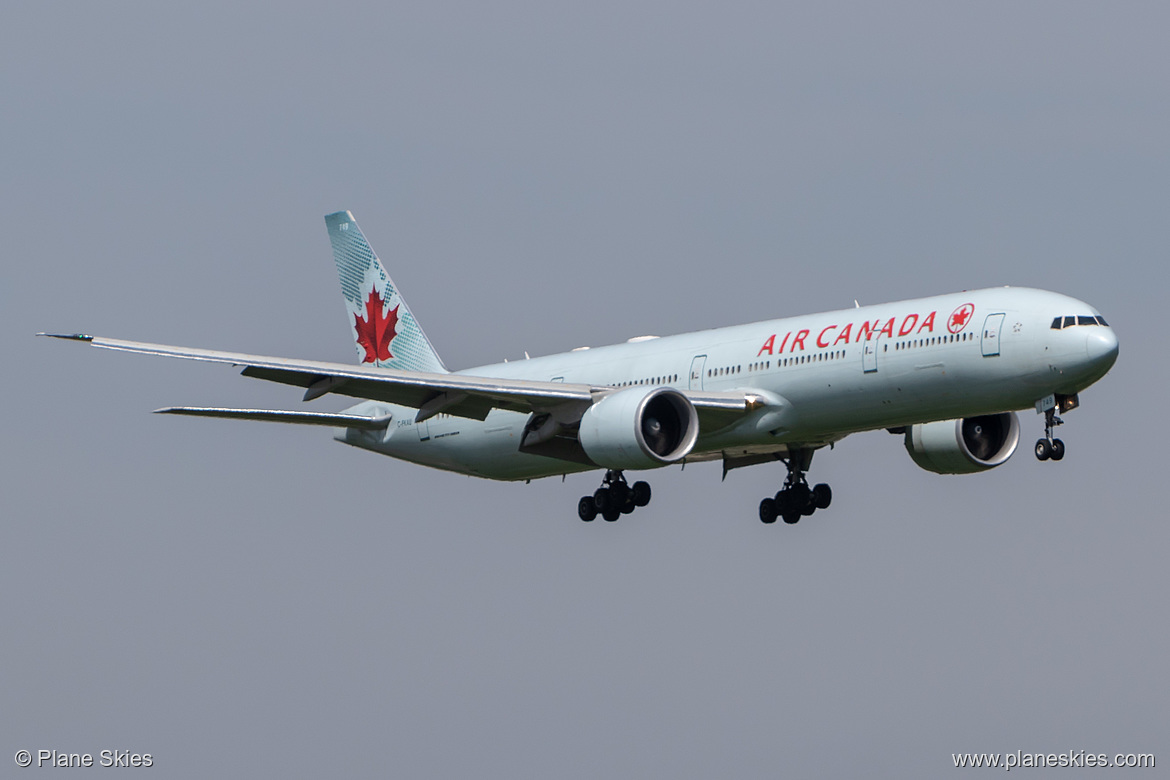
[578,387,699,470]
[904,412,1020,474]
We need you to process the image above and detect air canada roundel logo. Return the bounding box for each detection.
[948,303,975,333]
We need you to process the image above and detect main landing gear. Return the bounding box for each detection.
[577,470,651,522]
[1034,407,1066,462]
[757,450,831,525]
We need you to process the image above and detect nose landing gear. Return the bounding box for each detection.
[1034,406,1066,462]
[577,470,651,522]
[758,449,832,525]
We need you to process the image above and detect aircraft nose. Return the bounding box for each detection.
[1085,328,1119,371]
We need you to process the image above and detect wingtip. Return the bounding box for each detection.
[37,332,94,342]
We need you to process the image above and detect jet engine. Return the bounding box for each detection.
[578,387,700,470]
[904,412,1020,474]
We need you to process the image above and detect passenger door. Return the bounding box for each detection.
[981,313,1006,357]
[862,334,880,373]
[689,355,707,390]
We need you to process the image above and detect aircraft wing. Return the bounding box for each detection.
[41,334,762,424]
[41,333,599,421]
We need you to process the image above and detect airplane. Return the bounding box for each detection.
[41,210,1119,524]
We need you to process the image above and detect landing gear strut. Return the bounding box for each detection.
[578,470,651,522]
[1034,407,1066,462]
[758,449,832,525]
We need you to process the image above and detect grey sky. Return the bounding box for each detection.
[3,2,1167,777]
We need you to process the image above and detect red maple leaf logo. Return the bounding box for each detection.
[354,287,399,363]
[948,303,974,333]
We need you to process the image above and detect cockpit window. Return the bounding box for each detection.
[1095,315,1109,326]
[1052,315,1108,329]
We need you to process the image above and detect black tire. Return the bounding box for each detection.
[788,483,811,509]
[632,481,652,507]
[593,486,611,512]
[1034,439,1051,461]
[578,496,597,522]
[620,495,636,514]
[609,482,631,509]
[1050,438,1065,461]
[759,497,778,524]
[782,510,801,525]
[774,490,790,512]
[812,483,832,510]
[602,507,620,522]
[801,501,817,517]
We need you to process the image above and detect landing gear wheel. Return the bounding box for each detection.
[764,448,829,525]
[788,482,810,510]
[1034,438,1052,461]
[609,482,631,508]
[759,497,777,524]
[812,483,832,510]
[582,470,653,521]
[1050,438,1065,461]
[631,481,652,507]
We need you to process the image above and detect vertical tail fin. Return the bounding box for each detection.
[325,211,447,374]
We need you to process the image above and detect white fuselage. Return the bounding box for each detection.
[337,287,1118,480]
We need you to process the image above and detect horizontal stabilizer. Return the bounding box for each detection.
[154,407,392,430]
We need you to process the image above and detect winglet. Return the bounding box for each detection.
[37,332,94,342]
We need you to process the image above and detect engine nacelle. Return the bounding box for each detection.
[578,387,699,470]
[904,412,1020,474]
